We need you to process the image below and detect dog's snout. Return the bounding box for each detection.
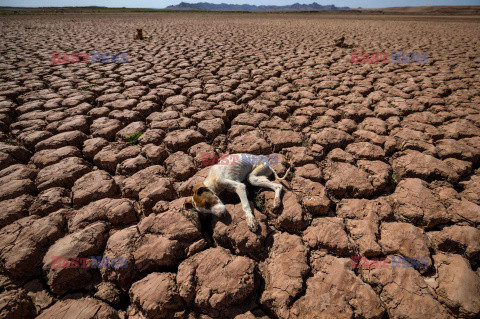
[211,203,227,218]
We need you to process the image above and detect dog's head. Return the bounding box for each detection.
[184,183,226,218]
[136,28,143,34]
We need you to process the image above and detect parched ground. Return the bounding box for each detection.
[0,12,480,319]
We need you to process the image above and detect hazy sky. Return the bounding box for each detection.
[1,0,479,9]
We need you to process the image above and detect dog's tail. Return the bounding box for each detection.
[273,167,290,181]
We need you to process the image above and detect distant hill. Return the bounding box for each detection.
[165,2,349,11]
[2,4,478,15]
[361,5,480,15]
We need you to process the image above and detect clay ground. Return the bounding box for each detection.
[0,12,480,319]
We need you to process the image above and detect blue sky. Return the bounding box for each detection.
[1,0,479,9]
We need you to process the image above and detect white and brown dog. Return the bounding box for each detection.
[184,154,289,232]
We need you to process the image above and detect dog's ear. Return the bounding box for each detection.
[184,198,195,210]
[192,183,209,196]
[196,187,209,196]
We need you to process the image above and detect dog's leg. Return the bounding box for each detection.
[223,179,259,232]
[249,165,284,209]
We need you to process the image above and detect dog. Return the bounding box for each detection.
[334,35,345,47]
[134,28,148,40]
[184,154,289,232]
[334,35,353,48]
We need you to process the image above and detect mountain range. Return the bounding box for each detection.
[165,2,349,11]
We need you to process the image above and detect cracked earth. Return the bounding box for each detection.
[0,12,479,319]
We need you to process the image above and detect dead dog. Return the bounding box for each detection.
[184,154,289,232]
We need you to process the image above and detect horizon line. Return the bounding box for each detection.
[2,4,480,9]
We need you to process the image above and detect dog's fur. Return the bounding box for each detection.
[184,154,289,232]
[334,35,345,47]
[334,35,353,48]
[134,28,148,40]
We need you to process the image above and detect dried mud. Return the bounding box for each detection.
[0,13,479,319]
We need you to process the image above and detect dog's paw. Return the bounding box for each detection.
[273,197,281,210]
[246,215,259,232]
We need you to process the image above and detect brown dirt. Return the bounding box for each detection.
[0,12,479,319]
